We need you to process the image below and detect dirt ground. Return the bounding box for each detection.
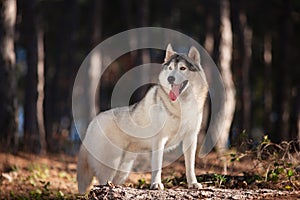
[0,152,299,199]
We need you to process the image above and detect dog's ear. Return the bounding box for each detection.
[164,44,175,63]
[188,46,201,66]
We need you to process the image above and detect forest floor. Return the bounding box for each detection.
[0,148,300,199]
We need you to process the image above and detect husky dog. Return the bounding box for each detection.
[77,44,208,193]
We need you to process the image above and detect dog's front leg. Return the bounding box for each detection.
[150,139,166,190]
[183,136,202,189]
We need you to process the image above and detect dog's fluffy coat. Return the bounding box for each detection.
[77,44,208,193]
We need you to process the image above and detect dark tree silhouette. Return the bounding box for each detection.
[0,0,18,152]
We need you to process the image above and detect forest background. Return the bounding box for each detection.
[0,0,299,155]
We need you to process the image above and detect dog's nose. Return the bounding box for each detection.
[167,76,175,84]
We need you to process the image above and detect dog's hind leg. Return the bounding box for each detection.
[112,152,136,185]
[77,146,94,194]
[93,163,118,185]
[91,147,124,185]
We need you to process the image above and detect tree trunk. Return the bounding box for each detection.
[237,5,252,134]
[43,0,79,153]
[273,0,292,142]
[137,0,151,100]
[200,0,235,156]
[36,25,47,154]
[216,0,236,152]
[75,0,102,139]
[89,0,102,115]
[263,34,272,134]
[0,0,18,152]
[297,85,300,140]
[199,3,215,152]
[23,0,38,153]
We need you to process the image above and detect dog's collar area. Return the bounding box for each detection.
[163,54,201,72]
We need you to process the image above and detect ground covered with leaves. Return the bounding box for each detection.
[0,139,300,199]
[88,184,300,200]
[0,153,78,199]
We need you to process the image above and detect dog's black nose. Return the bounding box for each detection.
[168,76,175,84]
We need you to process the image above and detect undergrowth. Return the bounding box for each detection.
[227,135,300,190]
[134,136,300,191]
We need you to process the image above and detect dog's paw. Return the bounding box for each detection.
[188,182,203,189]
[150,182,164,190]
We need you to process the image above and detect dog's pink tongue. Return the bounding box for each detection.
[169,85,180,101]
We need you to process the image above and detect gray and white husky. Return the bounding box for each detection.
[77,44,208,193]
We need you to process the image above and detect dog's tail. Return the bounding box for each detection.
[77,145,94,194]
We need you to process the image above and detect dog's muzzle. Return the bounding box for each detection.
[167,76,175,84]
[168,80,189,101]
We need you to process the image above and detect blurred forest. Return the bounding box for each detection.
[0,0,299,154]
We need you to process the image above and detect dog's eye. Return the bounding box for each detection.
[168,66,172,70]
[180,66,187,71]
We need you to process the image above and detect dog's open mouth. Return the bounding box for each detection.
[168,80,189,101]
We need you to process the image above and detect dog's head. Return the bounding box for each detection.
[159,44,205,101]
